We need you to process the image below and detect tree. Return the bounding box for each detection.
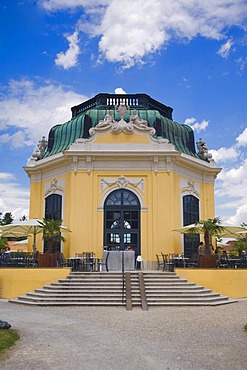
[38,219,65,254]
[188,217,225,254]
[232,240,246,256]
[233,223,247,256]
[0,212,14,225]
[0,237,8,250]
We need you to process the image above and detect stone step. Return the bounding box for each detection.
[8,271,237,307]
[146,292,220,298]
[35,288,140,294]
[9,299,127,306]
[15,296,135,304]
[28,292,141,299]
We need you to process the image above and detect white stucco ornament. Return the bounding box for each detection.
[89,105,156,137]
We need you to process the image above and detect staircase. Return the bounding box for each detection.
[143,271,235,306]
[9,271,236,307]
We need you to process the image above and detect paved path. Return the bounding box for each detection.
[0,299,247,370]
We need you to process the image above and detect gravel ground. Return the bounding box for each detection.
[0,299,247,370]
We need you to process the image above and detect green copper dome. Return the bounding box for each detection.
[43,93,198,159]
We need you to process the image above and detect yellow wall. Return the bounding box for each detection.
[200,182,215,220]
[28,167,215,261]
[176,268,247,299]
[0,268,71,299]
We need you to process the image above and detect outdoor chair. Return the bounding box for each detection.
[162,253,174,271]
[187,253,198,268]
[57,252,72,268]
[156,254,164,271]
[81,252,97,271]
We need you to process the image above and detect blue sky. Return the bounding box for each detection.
[0,0,247,225]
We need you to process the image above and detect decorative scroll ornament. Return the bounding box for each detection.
[45,178,64,196]
[89,106,156,137]
[181,180,199,197]
[101,176,144,193]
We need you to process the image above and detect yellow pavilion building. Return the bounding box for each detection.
[24,93,221,268]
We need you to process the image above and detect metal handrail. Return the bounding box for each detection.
[121,251,125,303]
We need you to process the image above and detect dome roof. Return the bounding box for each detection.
[43,93,198,159]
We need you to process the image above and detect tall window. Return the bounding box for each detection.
[183,195,200,257]
[45,194,62,220]
[44,194,62,253]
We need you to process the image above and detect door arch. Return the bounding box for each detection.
[104,189,140,256]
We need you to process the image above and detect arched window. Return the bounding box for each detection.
[45,194,62,220]
[183,195,200,258]
[44,194,62,253]
[105,189,139,206]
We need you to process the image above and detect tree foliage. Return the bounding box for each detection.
[38,219,65,254]
[188,217,225,254]
[0,212,14,226]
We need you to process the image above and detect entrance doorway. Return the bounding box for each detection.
[104,189,140,256]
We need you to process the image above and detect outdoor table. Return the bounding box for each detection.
[170,257,189,268]
[69,257,83,271]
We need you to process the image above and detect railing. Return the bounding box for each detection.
[138,271,148,311]
[125,272,132,310]
[71,93,173,119]
[121,251,125,303]
[0,252,38,268]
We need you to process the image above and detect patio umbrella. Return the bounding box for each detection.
[173,223,246,239]
[234,230,247,237]
[13,238,28,246]
[0,218,71,258]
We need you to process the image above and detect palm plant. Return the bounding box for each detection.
[188,217,225,254]
[38,219,65,254]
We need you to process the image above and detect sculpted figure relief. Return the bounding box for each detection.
[97,109,115,128]
[129,109,148,128]
[197,138,208,154]
[196,137,212,160]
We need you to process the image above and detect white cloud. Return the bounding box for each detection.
[227,204,247,225]
[0,173,15,181]
[0,79,88,148]
[40,0,247,68]
[236,128,247,147]
[184,117,209,133]
[236,57,247,72]
[0,173,30,220]
[0,78,88,218]
[215,158,247,223]
[55,31,80,69]
[210,147,239,163]
[115,88,126,94]
[228,204,247,225]
[217,39,233,58]
[40,0,110,11]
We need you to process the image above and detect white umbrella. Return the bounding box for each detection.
[173,223,246,238]
[0,218,71,258]
[13,238,28,246]
[234,230,247,237]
